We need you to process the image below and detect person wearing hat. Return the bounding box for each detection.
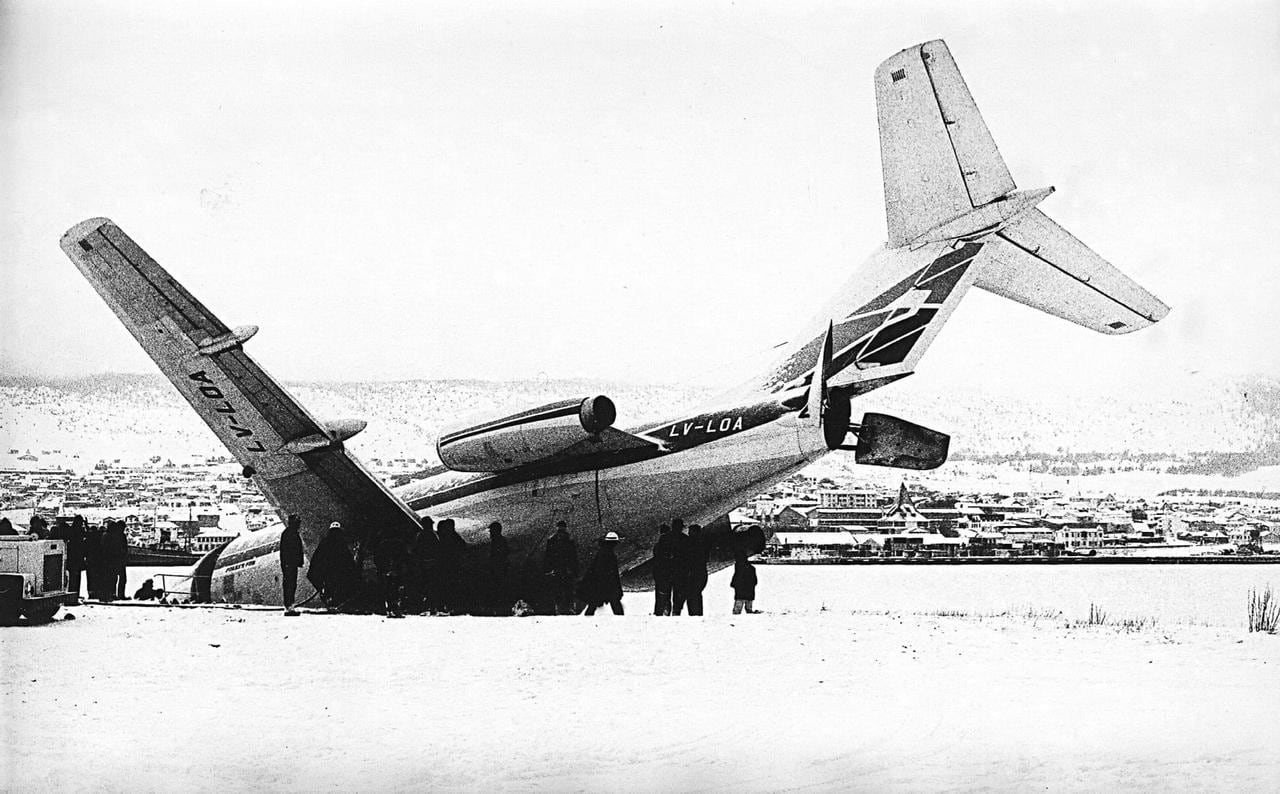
[576,531,624,615]
[279,514,305,615]
[307,520,359,610]
[543,520,578,615]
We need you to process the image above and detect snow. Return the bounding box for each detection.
[6,568,1280,792]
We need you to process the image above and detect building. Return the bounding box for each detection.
[818,489,877,509]
[192,528,239,554]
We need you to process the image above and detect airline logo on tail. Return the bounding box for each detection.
[761,242,983,394]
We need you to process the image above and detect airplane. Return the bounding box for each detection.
[60,39,1168,611]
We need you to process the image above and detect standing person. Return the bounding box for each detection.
[670,518,691,614]
[434,519,468,614]
[28,514,48,538]
[279,514,305,616]
[678,523,710,616]
[576,531,624,615]
[542,520,578,615]
[102,520,129,600]
[372,527,410,618]
[410,516,439,613]
[307,521,359,610]
[651,523,677,616]
[731,530,759,614]
[65,517,87,604]
[83,523,101,600]
[486,521,511,616]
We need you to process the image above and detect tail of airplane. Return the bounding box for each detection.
[876,40,1170,334]
[746,39,1168,399]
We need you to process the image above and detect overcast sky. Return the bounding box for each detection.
[2,1,1277,395]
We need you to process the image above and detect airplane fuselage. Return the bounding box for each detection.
[394,392,824,575]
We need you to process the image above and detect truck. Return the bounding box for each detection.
[0,534,71,625]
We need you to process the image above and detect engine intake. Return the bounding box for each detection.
[437,395,617,472]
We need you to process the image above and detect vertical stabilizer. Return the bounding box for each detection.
[876,40,1016,247]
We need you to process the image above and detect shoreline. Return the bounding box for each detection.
[758,555,1280,565]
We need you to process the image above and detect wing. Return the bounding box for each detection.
[60,218,422,550]
[975,209,1171,334]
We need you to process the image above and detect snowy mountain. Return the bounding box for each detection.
[2,372,1277,469]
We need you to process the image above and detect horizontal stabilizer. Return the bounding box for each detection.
[975,209,1170,334]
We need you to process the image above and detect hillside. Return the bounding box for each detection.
[2,372,1278,471]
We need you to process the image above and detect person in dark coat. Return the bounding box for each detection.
[372,527,410,618]
[102,520,129,601]
[307,521,360,609]
[434,518,468,614]
[66,516,87,604]
[133,578,164,601]
[651,523,677,616]
[28,514,48,538]
[577,531,624,615]
[0,518,15,536]
[279,514,305,615]
[675,522,710,616]
[730,529,759,614]
[409,516,439,613]
[543,520,578,615]
[669,518,690,614]
[83,524,101,599]
[50,518,83,603]
[486,521,511,616]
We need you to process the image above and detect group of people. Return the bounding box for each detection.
[292,514,761,618]
[0,509,761,615]
[650,519,762,616]
[299,515,501,617]
[0,515,131,603]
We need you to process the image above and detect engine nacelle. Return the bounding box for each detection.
[437,395,617,472]
[854,412,950,471]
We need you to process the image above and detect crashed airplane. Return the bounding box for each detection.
[61,40,1168,609]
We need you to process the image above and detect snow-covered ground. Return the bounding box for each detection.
[6,568,1280,792]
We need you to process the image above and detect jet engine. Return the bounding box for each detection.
[437,395,617,472]
[852,412,950,470]
[822,392,950,471]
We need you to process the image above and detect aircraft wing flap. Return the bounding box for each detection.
[61,218,423,547]
[976,208,1170,334]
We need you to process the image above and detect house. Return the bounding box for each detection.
[192,528,239,554]
[765,531,857,559]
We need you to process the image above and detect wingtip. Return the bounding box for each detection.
[60,217,113,252]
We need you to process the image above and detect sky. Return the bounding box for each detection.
[2,0,1278,395]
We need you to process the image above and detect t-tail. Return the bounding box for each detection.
[747,39,1169,407]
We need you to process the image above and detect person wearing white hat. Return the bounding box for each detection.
[306,520,359,609]
[576,531,624,615]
